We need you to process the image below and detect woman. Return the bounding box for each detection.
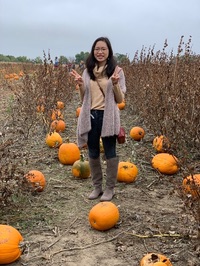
[70,37,126,201]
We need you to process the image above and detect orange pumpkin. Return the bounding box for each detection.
[19,71,24,77]
[72,154,91,178]
[4,74,10,79]
[13,75,19,80]
[9,73,14,79]
[25,170,46,192]
[130,126,145,141]
[0,224,24,264]
[46,132,63,148]
[153,135,171,153]
[51,109,64,121]
[36,96,45,112]
[57,101,65,109]
[36,104,45,113]
[58,142,80,165]
[117,100,125,110]
[117,161,138,183]
[140,253,172,266]
[13,74,19,80]
[151,153,179,175]
[76,107,82,117]
[88,202,119,231]
[50,119,66,133]
[182,174,200,199]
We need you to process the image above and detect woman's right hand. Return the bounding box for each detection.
[70,69,83,86]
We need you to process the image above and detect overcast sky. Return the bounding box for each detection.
[1,0,200,61]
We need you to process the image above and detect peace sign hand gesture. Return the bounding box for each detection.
[111,66,121,85]
[70,69,83,86]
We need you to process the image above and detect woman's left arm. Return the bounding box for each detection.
[112,69,126,103]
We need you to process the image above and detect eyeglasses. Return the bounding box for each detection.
[94,48,108,52]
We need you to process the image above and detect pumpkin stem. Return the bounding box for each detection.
[80,153,85,162]
[151,253,159,262]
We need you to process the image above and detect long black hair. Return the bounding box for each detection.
[85,37,117,80]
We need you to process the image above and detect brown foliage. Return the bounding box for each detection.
[0,51,75,207]
[122,36,200,236]
[123,36,199,160]
[0,139,31,207]
[6,51,75,137]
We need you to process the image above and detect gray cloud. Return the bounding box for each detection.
[1,0,199,60]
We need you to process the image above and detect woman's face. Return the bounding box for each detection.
[93,41,109,66]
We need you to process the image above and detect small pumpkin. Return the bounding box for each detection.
[140,253,172,266]
[0,224,24,265]
[130,126,145,141]
[117,100,125,110]
[25,170,46,192]
[19,71,24,77]
[36,104,45,113]
[153,135,171,153]
[76,107,82,117]
[182,174,200,199]
[36,97,45,112]
[46,131,63,148]
[72,154,91,178]
[58,142,80,165]
[13,74,19,80]
[88,201,119,231]
[51,109,64,121]
[50,119,66,132]
[117,161,138,183]
[4,74,10,79]
[56,101,65,109]
[8,73,14,79]
[151,153,179,175]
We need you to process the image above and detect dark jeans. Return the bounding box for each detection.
[88,110,117,159]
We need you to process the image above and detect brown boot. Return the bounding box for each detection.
[100,157,119,201]
[88,157,103,200]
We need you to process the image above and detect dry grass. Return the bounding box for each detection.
[0,51,76,206]
[123,36,199,160]
[4,51,75,137]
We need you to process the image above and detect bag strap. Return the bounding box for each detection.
[96,80,105,98]
[96,65,122,98]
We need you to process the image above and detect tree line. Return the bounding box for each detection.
[0,51,129,64]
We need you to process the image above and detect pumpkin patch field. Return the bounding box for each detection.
[0,43,200,265]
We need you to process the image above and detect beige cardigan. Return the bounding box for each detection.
[77,67,126,148]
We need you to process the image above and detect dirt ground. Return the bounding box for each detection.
[0,84,199,266]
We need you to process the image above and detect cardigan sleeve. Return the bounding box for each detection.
[79,84,85,102]
[78,69,88,101]
[113,83,124,103]
[112,69,126,103]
